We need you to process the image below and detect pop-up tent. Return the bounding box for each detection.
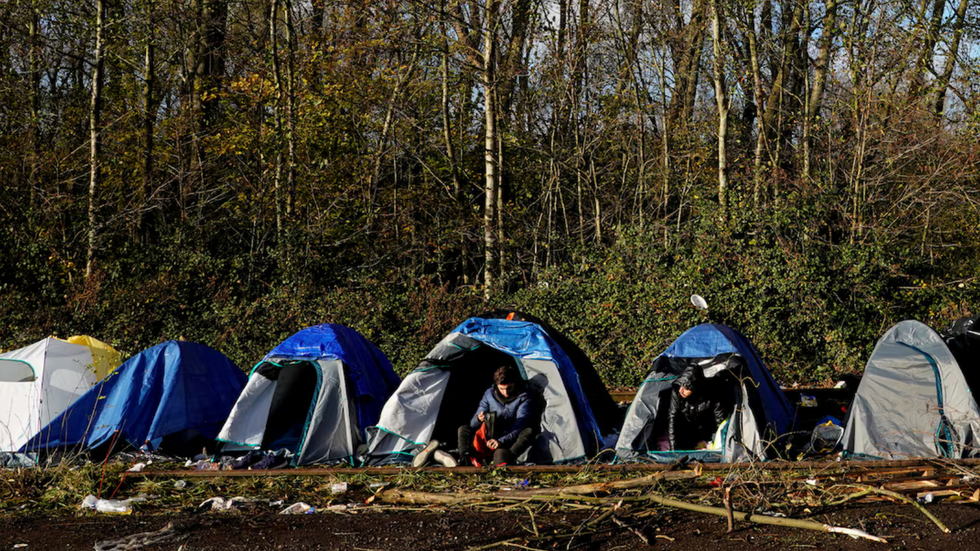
[0,336,121,452]
[217,324,400,465]
[616,324,793,462]
[842,320,980,459]
[23,340,246,455]
[365,311,619,465]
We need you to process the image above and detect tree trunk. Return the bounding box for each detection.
[666,0,707,131]
[86,0,106,278]
[483,0,500,298]
[440,0,460,199]
[909,0,947,101]
[29,2,40,206]
[710,0,729,217]
[932,0,969,118]
[270,0,283,238]
[804,0,838,181]
[139,1,156,242]
[283,0,297,218]
[747,0,767,205]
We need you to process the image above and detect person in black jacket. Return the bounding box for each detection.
[667,364,733,450]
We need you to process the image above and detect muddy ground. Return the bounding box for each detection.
[2,501,979,551]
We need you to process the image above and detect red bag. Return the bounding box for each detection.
[471,423,494,463]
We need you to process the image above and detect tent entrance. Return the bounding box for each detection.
[430,346,517,447]
[262,360,320,451]
[628,357,740,454]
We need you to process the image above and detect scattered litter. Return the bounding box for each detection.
[280,502,315,515]
[13,544,28,549]
[515,478,531,490]
[327,503,354,511]
[330,482,348,494]
[127,462,147,473]
[173,480,187,489]
[368,482,386,489]
[805,479,818,486]
[199,496,260,511]
[80,495,145,515]
[919,493,935,504]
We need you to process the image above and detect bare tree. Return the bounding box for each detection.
[86,0,106,278]
[709,0,730,216]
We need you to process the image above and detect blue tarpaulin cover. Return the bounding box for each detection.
[265,324,400,434]
[24,341,246,452]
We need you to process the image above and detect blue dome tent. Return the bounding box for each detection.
[24,341,246,455]
[365,311,616,464]
[217,324,400,465]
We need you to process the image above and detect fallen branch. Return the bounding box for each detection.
[632,492,887,543]
[612,516,650,545]
[94,522,178,551]
[374,489,476,506]
[498,472,683,499]
[838,485,950,534]
[376,488,888,542]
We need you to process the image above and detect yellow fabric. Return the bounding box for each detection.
[65,335,122,380]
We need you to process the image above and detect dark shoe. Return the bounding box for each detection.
[412,439,440,467]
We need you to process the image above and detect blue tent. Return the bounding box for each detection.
[616,324,793,462]
[366,312,615,464]
[217,324,400,464]
[263,324,400,433]
[24,341,246,454]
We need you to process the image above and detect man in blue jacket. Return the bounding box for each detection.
[457,364,540,466]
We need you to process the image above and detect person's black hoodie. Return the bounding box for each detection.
[667,365,733,450]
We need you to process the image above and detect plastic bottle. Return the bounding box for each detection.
[95,499,133,514]
[280,502,314,514]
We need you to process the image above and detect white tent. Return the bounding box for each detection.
[0,337,119,452]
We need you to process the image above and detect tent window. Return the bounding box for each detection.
[0,359,35,382]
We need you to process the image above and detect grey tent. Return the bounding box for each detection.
[365,315,612,465]
[217,324,400,465]
[842,320,980,459]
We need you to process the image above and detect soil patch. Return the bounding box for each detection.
[2,502,979,550]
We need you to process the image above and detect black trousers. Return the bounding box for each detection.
[458,425,536,465]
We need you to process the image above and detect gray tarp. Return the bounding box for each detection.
[843,320,980,459]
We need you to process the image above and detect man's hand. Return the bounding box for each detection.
[487,439,500,450]
[478,411,486,423]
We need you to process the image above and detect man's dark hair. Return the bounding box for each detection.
[493,364,522,385]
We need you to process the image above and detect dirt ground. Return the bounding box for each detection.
[2,501,979,551]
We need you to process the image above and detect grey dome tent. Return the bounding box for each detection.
[615,324,793,463]
[217,324,400,465]
[842,320,980,459]
[364,312,617,465]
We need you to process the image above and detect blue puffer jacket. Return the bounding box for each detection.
[469,388,539,446]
